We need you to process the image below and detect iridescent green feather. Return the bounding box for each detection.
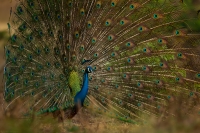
[3,0,200,122]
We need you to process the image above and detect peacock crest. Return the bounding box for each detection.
[3,0,200,122]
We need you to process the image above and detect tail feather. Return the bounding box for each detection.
[3,0,200,122]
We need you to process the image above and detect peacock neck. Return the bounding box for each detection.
[74,72,89,106]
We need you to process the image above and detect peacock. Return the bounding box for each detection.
[3,0,200,123]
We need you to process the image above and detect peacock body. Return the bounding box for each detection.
[3,0,200,122]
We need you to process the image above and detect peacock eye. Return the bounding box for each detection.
[111,52,115,56]
[47,13,51,17]
[19,44,24,50]
[11,35,17,42]
[23,25,26,28]
[92,38,96,43]
[35,82,39,87]
[120,20,124,25]
[75,33,79,38]
[108,35,112,40]
[111,2,115,7]
[42,76,46,82]
[17,7,23,14]
[8,73,11,78]
[14,35,17,39]
[95,85,98,90]
[31,91,35,96]
[106,21,109,25]
[39,31,43,36]
[94,53,98,57]
[126,42,131,46]
[22,65,25,69]
[37,49,41,54]
[123,74,126,78]
[129,4,134,9]
[24,79,28,85]
[37,64,43,70]
[97,4,100,8]
[138,27,143,31]
[115,84,119,88]
[175,30,180,35]
[28,36,33,41]
[6,50,10,55]
[46,48,49,52]
[190,92,194,96]
[63,57,67,62]
[4,67,7,73]
[119,100,123,105]
[67,22,70,27]
[57,15,61,19]
[29,2,34,7]
[55,62,61,68]
[177,53,182,57]
[176,77,180,81]
[158,39,162,43]
[57,82,61,88]
[14,76,19,83]
[30,72,34,76]
[68,1,72,7]
[137,103,141,107]
[46,62,51,67]
[67,45,70,49]
[35,16,38,20]
[153,14,158,18]
[15,76,19,80]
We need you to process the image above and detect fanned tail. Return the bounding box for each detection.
[3,0,200,122]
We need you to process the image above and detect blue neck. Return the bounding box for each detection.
[74,72,89,106]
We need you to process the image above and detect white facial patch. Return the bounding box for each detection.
[88,68,91,73]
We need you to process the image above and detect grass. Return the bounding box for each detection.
[0,96,200,133]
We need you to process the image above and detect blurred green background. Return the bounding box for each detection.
[0,0,200,132]
[0,0,17,92]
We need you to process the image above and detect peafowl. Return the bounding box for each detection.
[3,0,200,123]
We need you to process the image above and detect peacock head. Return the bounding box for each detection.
[85,66,93,73]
